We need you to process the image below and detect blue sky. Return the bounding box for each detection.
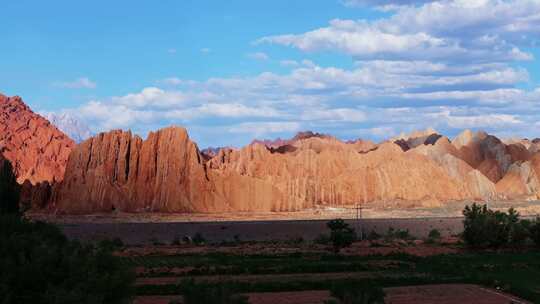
[2,0,540,147]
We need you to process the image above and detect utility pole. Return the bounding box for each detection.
[354,203,364,240]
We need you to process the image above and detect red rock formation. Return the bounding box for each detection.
[53,127,493,214]
[0,94,75,184]
[54,127,223,213]
[452,130,530,183]
[251,131,332,148]
[1,103,534,214]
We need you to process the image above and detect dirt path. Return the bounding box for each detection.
[133,284,532,304]
[385,284,532,304]
[135,271,422,286]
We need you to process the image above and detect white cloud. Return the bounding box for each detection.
[70,57,537,141]
[201,48,211,53]
[342,0,435,7]
[258,1,539,63]
[158,77,184,86]
[228,122,301,135]
[430,110,523,129]
[280,59,299,67]
[248,52,269,61]
[55,77,96,89]
[301,108,366,122]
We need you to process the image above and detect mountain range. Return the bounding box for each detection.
[2,93,540,214]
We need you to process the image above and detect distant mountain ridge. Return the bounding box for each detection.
[43,112,92,143]
[3,93,540,215]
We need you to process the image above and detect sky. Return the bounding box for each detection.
[1,0,540,148]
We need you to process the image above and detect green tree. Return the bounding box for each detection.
[462,204,524,248]
[0,216,134,304]
[0,157,20,215]
[327,219,355,254]
[530,217,540,248]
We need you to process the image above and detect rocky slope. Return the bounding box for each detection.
[0,94,75,184]
[49,126,540,214]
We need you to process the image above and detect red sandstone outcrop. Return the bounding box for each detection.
[53,127,223,213]
[451,130,530,183]
[20,124,540,213]
[0,94,74,184]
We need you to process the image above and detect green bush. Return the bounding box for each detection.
[193,232,206,245]
[530,218,540,248]
[0,216,134,304]
[384,227,412,241]
[327,219,355,254]
[182,280,250,304]
[367,230,381,241]
[425,229,441,244]
[462,204,524,248]
[509,219,531,246]
[314,233,331,245]
[327,280,385,304]
[0,158,20,215]
[98,237,125,252]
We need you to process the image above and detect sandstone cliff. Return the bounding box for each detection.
[0,94,74,184]
[48,126,540,214]
[53,127,223,213]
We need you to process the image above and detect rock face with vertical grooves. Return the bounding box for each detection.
[0,94,75,184]
[53,127,223,213]
[51,126,540,214]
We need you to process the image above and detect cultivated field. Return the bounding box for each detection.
[123,238,538,303]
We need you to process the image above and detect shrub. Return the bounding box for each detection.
[98,237,125,252]
[171,236,182,245]
[509,219,531,246]
[462,204,523,248]
[327,219,356,254]
[425,229,441,244]
[327,280,385,304]
[0,158,20,216]
[367,230,382,241]
[182,280,249,304]
[0,216,134,304]
[385,227,412,241]
[530,217,540,248]
[150,237,165,246]
[193,232,206,245]
[314,233,331,245]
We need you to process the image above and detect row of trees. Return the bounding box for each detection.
[463,203,540,248]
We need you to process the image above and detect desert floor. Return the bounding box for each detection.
[28,200,540,245]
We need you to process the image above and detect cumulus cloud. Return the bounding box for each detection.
[57,1,540,146]
[280,59,299,67]
[247,52,270,61]
[342,0,436,7]
[55,77,96,89]
[258,0,538,63]
[228,122,301,135]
